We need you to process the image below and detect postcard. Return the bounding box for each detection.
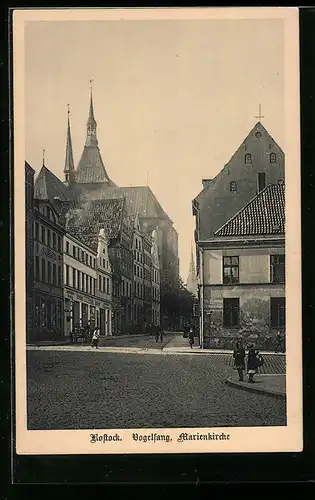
[13,7,302,455]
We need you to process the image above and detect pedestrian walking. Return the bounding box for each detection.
[246,343,259,383]
[275,331,282,353]
[188,327,194,349]
[91,327,100,349]
[154,325,160,343]
[160,328,164,343]
[233,340,245,381]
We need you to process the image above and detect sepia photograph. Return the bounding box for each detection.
[14,7,302,454]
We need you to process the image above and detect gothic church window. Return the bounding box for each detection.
[230,181,237,192]
[245,153,252,164]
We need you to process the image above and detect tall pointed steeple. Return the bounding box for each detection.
[186,243,198,297]
[64,105,75,186]
[86,80,98,147]
[75,81,116,186]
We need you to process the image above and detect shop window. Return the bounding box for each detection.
[223,298,240,327]
[271,297,285,328]
[223,256,239,284]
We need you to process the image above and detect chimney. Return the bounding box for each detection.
[202,179,213,189]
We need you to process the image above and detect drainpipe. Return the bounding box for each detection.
[199,246,204,349]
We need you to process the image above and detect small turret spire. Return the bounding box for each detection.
[86,79,98,146]
[42,148,45,167]
[64,104,75,186]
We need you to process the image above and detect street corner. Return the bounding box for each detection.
[225,375,286,400]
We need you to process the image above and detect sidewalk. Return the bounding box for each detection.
[226,374,286,399]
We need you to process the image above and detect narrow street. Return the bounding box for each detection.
[27,346,286,430]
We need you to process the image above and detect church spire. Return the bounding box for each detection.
[64,104,75,186]
[86,80,98,147]
[186,242,198,297]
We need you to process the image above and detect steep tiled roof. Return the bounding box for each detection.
[214,184,285,237]
[65,198,125,251]
[86,185,172,223]
[75,146,115,184]
[34,165,75,201]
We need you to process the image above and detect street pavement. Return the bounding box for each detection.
[27,348,286,430]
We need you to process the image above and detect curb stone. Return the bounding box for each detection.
[225,378,286,400]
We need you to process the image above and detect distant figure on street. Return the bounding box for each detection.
[155,325,160,343]
[275,331,283,353]
[91,327,100,349]
[233,340,245,381]
[159,327,164,343]
[188,327,194,349]
[246,343,259,383]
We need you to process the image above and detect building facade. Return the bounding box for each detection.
[25,162,35,343]
[96,229,112,336]
[151,229,161,327]
[33,199,65,341]
[198,184,285,350]
[63,231,98,336]
[131,215,144,330]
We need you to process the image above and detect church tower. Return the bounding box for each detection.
[64,105,75,187]
[75,83,115,186]
[186,244,198,297]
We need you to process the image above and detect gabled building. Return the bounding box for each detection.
[198,183,285,350]
[193,121,285,275]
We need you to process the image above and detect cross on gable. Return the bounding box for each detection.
[255,104,264,121]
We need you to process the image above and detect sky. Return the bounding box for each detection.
[24,18,284,280]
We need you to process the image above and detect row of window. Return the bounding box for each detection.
[223,297,285,328]
[99,256,110,270]
[244,152,277,164]
[35,257,62,287]
[121,279,132,298]
[134,263,144,279]
[223,255,285,285]
[134,282,144,299]
[65,264,96,295]
[98,274,111,295]
[65,241,96,268]
[35,222,62,252]
[152,286,160,301]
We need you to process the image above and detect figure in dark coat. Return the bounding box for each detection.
[188,327,194,349]
[247,344,259,383]
[233,341,245,381]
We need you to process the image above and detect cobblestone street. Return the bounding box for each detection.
[27,349,286,430]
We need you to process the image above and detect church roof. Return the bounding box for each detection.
[34,165,75,201]
[214,183,285,237]
[90,185,172,223]
[64,198,125,251]
[75,146,115,184]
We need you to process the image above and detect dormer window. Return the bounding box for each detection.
[270,153,277,163]
[230,181,237,192]
[245,153,252,164]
